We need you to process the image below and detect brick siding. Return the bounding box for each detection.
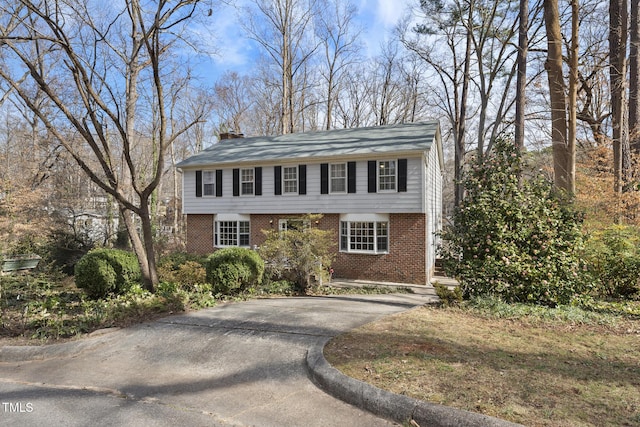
[186,214,214,254]
[184,212,428,284]
[332,213,427,285]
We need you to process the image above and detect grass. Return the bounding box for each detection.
[324,300,640,427]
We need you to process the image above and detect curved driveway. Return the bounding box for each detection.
[0,292,436,426]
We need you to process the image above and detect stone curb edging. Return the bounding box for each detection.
[305,339,524,427]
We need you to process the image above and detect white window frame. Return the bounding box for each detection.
[330,163,347,194]
[378,160,397,192]
[283,166,298,194]
[202,170,215,197]
[241,168,254,195]
[214,215,250,247]
[339,214,389,255]
[278,218,309,233]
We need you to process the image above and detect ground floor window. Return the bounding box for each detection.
[215,219,250,247]
[340,219,389,254]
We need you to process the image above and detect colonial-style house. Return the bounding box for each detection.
[176,121,444,285]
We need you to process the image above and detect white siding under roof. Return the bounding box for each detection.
[182,157,425,215]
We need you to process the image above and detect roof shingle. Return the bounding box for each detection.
[176,121,440,168]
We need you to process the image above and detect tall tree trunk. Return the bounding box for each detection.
[610,0,628,194]
[455,1,474,206]
[543,0,571,194]
[567,0,579,195]
[630,0,640,153]
[515,0,528,151]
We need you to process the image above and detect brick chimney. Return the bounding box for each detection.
[219,131,244,141]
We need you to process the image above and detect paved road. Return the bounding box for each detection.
[0,292,435,426]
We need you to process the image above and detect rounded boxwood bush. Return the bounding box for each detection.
[206,247,264,294]
[75,248,141,299]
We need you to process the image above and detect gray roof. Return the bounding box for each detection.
[176,121,440,169]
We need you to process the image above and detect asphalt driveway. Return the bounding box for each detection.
[0,292,436,426]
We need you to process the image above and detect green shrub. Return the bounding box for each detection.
[584,225,640,299]
[206,247,264,294]
[74,248,141,299]
[439,137,590,307]
[433,282,463,306]
[158,252,208,291]
[46,229,94,275]
[258,214,334,292]
[158,252,208,270]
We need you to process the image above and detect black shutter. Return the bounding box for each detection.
[195,170,202,197]
[298,165,307,195]
[347,161,356,194]
[368,160,377,193]
[274,166,282,195]
[255,167,262,196]
[320,163,329,194]
[215,170,223,197]
[233,168,240,197]
[398,159,407,192]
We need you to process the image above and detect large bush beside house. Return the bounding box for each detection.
[75,248,141,299]
[440,137,590,307]
[206,247,264,294]
[584,225,640,299]
[258,214,335,292]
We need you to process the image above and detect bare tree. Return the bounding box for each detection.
[630,0,640,152]
[242,0,319,134]
[542,0,574,194]
[213,71,254,134]
[315,0,361,130]
[609,0,629,194]
[402,0,474,206]
[0,0,209,289]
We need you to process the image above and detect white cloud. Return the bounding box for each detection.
[376,0,408,28]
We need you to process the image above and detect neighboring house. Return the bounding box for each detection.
[176,121,444,285]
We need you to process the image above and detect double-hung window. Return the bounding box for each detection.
[202,171,215,196]
[241,168,254,195]
[215,219,250,247]
[330,163,346,193]
[340,215,389,254]
[283,166,298,194]
[378,160,396,191]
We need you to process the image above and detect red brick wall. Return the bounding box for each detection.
[185,212,427,284]
[332,214,427,285]
[186,214,214,254]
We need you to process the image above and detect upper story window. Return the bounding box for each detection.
[330,163,346,193]
[203,170,215,196]
[283,166,298,194]
[378,160,396,191]
[241,168,254,195]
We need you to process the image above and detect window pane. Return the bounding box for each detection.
[218,221,238,246]
[377,222,388,252]
[330,164,346,193]
[241,169,254,195]
[203,171,215,196]
[283,166,297,193]
[350,222,375,251]
[239,221,250,246]
[378,160,396,191]
[340,221,348,251]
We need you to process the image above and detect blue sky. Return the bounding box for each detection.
[199,0,415,82]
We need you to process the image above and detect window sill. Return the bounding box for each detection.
[339,250,388,256]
